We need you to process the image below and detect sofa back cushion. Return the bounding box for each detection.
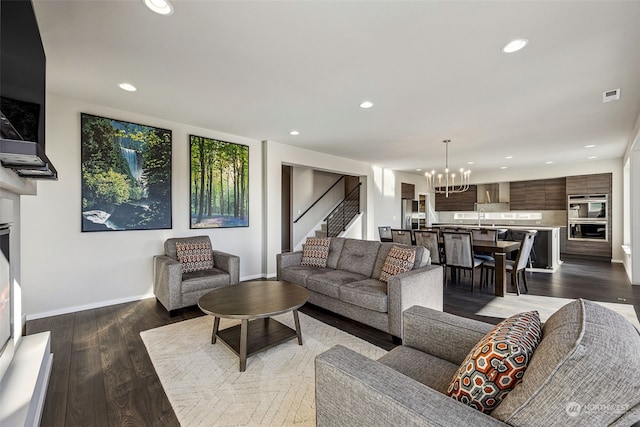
[336,239,381,277]
[372,243,429,279]
[326,237,346,269]
[491,299,640,426]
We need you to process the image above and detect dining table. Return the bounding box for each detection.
[472,240,521,297]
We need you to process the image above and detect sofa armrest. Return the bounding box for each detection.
[403,305,494,366]
[276,251,303,279]
[212,250,240,284]
[386,264,443,339]
[153,255,183,311]
[315,345,505,427]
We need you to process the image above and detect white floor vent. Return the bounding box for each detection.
[603,88,620,103]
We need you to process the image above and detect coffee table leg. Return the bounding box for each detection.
[239,319,248,372]
[293,310,303,345]
[211,317,220,344]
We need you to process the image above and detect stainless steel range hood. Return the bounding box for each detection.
[0,111,57,179]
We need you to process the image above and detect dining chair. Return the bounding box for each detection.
[414,230,442,265]
[378,226,393,242]
[509,229,538,268]
[391,229,413,245]
[482,231,535,295]
[442,231,484,291]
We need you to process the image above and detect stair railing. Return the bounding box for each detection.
[293,176,345,224]
[324,182,361,237]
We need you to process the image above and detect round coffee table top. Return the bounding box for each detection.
[198,280,309,319]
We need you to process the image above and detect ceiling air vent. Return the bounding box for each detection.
[603,88,620,103]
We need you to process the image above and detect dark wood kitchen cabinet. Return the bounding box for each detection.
[566,173,611,195]
[509,178,565,210]
[565,173,612,259]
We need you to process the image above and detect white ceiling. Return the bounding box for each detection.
[33,0,640,177]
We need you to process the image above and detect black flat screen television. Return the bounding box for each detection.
[0,0,56,178]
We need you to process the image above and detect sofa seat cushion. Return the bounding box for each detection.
[447,310,542,414]
[306,270,368,299]
[339,279,388,313]
[181,268,230,293]
[378,346,459,394]
[337,239,381,277]
[492,299,640,426]
[280,265,331,286]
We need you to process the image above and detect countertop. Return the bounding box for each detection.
[432,223,562,231]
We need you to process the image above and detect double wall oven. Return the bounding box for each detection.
[567,194,607,241]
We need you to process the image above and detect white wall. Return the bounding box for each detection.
[291,168,344,248]
[371,168,430,231]
[263,140,375,277]
[20,94,264,319]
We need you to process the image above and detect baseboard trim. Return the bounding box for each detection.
[26,292,155,320]
[26,274,272,320]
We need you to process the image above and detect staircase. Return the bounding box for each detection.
[315,223,328,238]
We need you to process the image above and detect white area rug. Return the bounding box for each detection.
[141,312,387,426]
[474,294,640,330]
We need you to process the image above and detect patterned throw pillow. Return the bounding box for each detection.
[300,237,330,267]
[379,245,416,283]
[447,311,542,414]
[175,241,213,273]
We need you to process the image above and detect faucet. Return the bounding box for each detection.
[478,207,485,227]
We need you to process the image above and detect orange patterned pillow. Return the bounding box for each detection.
[175,241,213,273]
[301,237,330,267]
[447,310,542,413]
[379,246,416,283]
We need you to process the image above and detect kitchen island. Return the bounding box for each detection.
[432,224,562,271]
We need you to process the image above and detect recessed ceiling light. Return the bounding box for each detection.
[143,0,173,15]
[118,82,137,92]
[416,168,422,171]
[505,156,513,159]
[502,39,528,53]
[545,161,554,164]
[584,144,596,148]
[360,101,374,109]
[500,166,508,170]
[289,130,300,136]
[588,156,597,160]
[467,161,475,165]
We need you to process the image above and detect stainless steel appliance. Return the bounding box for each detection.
[567,195,608,241]
[401,199,420,230]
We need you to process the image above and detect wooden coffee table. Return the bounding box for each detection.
[198,280,309,371]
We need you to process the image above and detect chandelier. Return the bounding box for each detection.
[425,139,471,198]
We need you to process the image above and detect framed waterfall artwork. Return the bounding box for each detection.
[189,135,249,228]
[80,113,172,232]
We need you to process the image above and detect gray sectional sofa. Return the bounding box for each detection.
[315,300,640,426]
[276,237,444,341]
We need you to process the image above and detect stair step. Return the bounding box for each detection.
[315,230,328,238]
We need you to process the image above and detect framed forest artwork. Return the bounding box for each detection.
[189,135,249,228]
[80,113,172,232]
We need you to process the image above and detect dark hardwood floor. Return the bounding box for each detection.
[27,257,639,426]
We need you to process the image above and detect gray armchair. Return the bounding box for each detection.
[316,301,640,426]
[153,235,239,315]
